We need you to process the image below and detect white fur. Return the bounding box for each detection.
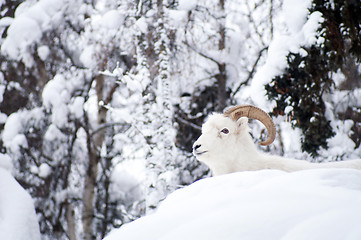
[193,113,361,176]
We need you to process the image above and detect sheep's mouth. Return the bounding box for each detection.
[194,150,208,156]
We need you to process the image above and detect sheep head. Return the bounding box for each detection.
[223,105,276,146]
[192,105,276,175]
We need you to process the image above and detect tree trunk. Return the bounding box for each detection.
[66,202,77,240]
[216,0,227,111]
[82,148,99,240]
[82,74,107,240]
[216,62,227,111]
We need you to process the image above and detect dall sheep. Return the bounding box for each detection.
[193,105,361,176]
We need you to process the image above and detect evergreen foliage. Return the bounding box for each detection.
[266,49,335,156]
[266,0,361,156]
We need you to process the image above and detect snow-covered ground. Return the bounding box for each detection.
[104,169,361,240]
[0,168,41,240]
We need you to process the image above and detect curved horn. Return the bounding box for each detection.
[224,105,276,146]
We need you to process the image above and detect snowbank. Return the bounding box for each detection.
[0,168,41,240]
[104,169,361,240]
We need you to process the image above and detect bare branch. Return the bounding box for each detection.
[175,114,202,131]
[183,41,222,66]
[246,1,266,46]
[90,122,131,137]
[232,46,268,98]
[269,0,274,40]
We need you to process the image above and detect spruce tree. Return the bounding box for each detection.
[266,0,361,156]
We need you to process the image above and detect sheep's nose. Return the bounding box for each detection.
[194,144,201,150]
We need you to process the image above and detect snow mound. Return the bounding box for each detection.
[0,168,41,240]
[104,169,361,240]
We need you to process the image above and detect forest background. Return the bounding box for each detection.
[0,0,360,239]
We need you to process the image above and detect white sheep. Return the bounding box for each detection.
[193,105,361,176]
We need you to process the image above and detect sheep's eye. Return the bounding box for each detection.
[221,128,229,134]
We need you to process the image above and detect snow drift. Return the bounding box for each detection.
[0,168,41,240]
[104,169,361,240]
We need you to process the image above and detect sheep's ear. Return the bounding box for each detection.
[236,117,249,130]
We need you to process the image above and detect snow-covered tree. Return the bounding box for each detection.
[1,1,142,239]
[174,0,281,152]
[265,0,361,158]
